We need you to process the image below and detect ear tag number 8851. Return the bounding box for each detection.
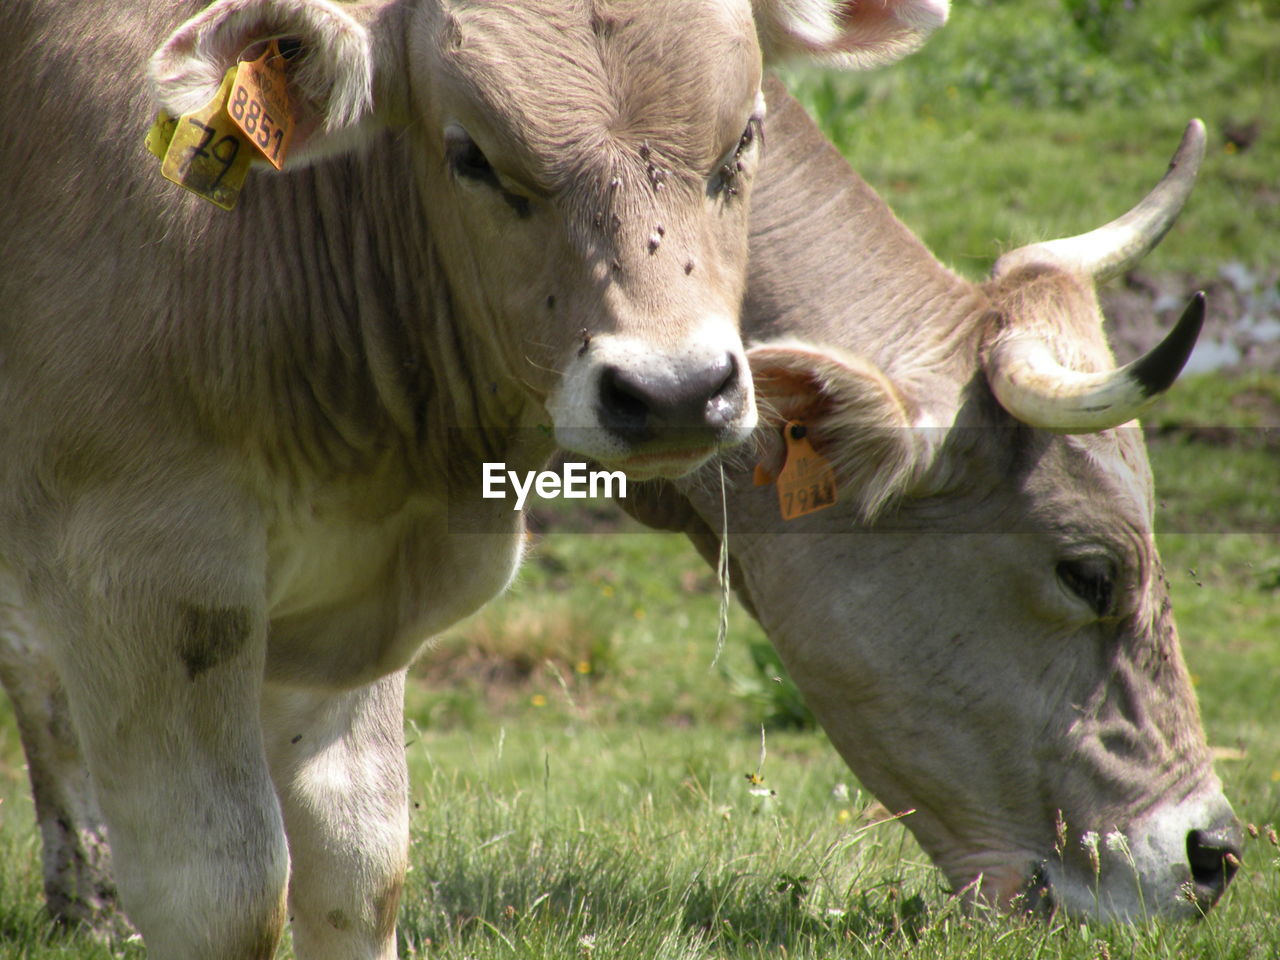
[228,39,296,170]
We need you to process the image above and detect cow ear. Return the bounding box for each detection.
[747,340,925,520]
[753,0,949,69]
[150,0,377,164]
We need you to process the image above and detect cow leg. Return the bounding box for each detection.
[262,672,409,960]
[48,594,289,960]
[0,575,127,939]
[21,479,291,960]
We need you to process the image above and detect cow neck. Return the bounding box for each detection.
[167,136,551,501]
[754,79,991,427]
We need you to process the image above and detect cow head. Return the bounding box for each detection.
[148,0,948,478]
[644,118,1241,918]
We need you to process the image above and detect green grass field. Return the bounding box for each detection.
[1,0,1277,956]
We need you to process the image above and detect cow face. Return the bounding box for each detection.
[720,395,1235,920]
[403,0,764,478]
[149,0,948,478]
[619,109,1240,920]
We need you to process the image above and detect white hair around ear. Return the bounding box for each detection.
[150,0,376,160]
[747,339,931,521]
[753,0,949,69]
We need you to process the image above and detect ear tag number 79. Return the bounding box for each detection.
[157,67,252,210]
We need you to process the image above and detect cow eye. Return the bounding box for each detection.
[715,116,762,198]
[735,117,760,157]
[444,124,533,218]
[1056,557,1116,617]
[445,128,495,183]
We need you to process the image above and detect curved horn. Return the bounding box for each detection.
[984,293,1205,431]
[993,120,1205,283]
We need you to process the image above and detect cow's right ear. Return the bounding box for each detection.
[747,340,928,520]
[753,0,949,69]
[150,0,377,164]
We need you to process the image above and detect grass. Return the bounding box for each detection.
[392,365,1280,960]
[1,0,1278,956]
[778,0,1280,281]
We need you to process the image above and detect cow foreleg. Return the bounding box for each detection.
[262,672,409,960]
[0,585,127,939]
[44,577,288,959]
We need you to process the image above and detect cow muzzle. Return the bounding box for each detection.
[547,323,757,477]
[1036,791,1243,920]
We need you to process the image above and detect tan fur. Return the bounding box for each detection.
[747,340,924,520]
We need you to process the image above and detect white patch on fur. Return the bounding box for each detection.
[753,0,950,69]
[1044,784,1238,919]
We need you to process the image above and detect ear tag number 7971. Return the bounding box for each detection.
[775,421,838,520]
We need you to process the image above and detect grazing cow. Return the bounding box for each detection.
[624,78,1242,919]
[0,0,947,957]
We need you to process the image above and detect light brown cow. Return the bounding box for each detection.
[626,78,1241,919]
[0,0,948,957]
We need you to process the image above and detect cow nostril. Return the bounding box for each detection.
[1186,828,1242,905]
[595,352,744,443]
[598,366,653,440]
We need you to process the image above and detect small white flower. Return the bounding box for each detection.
[1082,831,1101,875]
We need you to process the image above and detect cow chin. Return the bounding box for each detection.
[600,446,726,481]
[941,790,1243,923]
[552,431,744,480]
[947,857,1192,923]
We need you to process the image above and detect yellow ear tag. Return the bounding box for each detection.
[159,67,252,210]
[145,110,178,160]
[775,421,838,520]
[228,39,296,170]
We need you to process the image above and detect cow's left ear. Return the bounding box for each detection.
[748,340,927,520]
[753,0,949,69]
[150,0,378,164]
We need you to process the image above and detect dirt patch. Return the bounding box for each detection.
[1103,264,1280,373]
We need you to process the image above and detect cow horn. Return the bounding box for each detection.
[992,120,1205,283]
[984,292,1205,431]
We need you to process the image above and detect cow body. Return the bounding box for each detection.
[0,0,948,956]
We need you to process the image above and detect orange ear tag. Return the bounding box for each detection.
[775,421,838,520]
[229,39,297,170]
[159,66,253,210]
